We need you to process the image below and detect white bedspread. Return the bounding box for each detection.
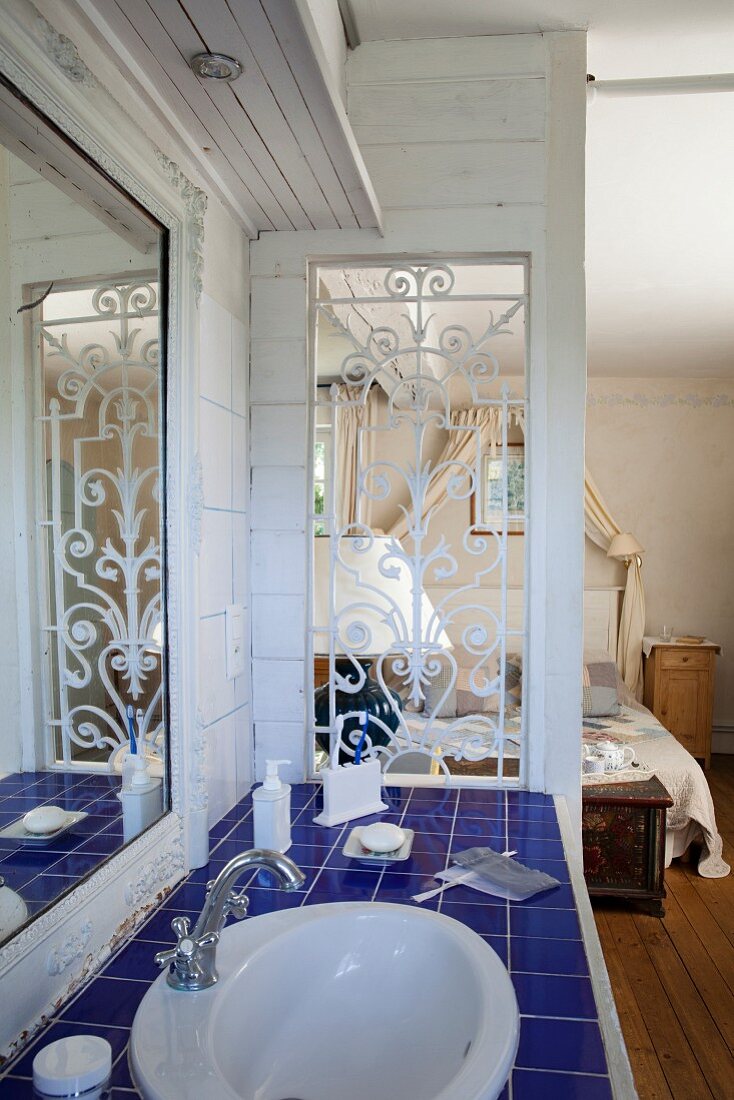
[615,694,730,878]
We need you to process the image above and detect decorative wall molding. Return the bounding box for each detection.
[155,151,207,307]
[36,12,95,87]
[190,708,208,813]
[123,834,185,908]
[587,392,734,409]
[0,815,176,972]
[46,921,92,976]
[188,452,204,554]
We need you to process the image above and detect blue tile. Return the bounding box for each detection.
[512,1069,612,1099]
[0,1076,34,1096]
[243,889,304,916]
[457,789,505,809]
[135,907,199,943]
[290,824,344,847]
[518,857,570,883]
[209,817,236,842]
[409,831,450,856]
[507,820,561,840]
[480,934,508,966]
[511,907,581,941]
[308,867,382,899]
[512,973,597,1019]
[516,1018,607,1074]
[508,805,560,823]
[44,851,106,878]
[509,837,566,860]
[163,879,210,911]
[452,804,505,825]
[507,792,554,808]
[440,901,508,936]
[368,872,439,900]
[74,833,123,856]
[406,791,458,815]
[103,939,161,981]
[509,884,576,910]
[400,812,454,833]
[20,874,78,903]
[59,976,149,1029]
[110,1049,135,1088]
[451,819,506,842]
[510,937,590,977]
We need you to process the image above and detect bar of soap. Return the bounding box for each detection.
[23,805,69,835]
[360,822,406,853]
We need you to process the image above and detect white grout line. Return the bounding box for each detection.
[554,795,637,1100]
[436,788,461,914]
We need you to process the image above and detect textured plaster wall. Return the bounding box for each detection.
[585,379,734,734]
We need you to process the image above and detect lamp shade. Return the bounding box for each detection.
[607,532,644,560]
[313,535,451,656]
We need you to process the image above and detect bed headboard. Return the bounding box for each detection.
[583,587,623,656]
[422,585,623,658]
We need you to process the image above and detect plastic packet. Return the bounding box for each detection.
[442,846,561,901]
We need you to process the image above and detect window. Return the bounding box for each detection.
[313,424,331,536]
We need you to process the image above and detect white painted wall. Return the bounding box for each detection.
[584,378,734,747]
[249,32,587,813]
[198,197,253,825]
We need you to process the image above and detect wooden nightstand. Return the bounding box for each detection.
[643,640,720,769]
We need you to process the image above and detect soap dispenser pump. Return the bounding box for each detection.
[252,759,292,853]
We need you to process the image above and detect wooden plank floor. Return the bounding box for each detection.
[593,754,734,1099]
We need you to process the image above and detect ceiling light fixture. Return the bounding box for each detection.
[191,53,243,82]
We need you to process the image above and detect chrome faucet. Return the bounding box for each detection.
[155,849,306,991]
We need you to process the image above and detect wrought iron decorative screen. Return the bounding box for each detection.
[310,259,528,784]
[36,277,165,771]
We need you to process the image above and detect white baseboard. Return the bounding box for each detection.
[712,724,734,754]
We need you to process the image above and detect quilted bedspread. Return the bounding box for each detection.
[586,702,729,878]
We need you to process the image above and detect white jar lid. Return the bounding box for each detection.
[33,1035,112,1096]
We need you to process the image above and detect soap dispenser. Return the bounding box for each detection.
[252,760,292,853]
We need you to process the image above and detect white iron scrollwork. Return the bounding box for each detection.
[38,278,164,770]
[312,261,527,782]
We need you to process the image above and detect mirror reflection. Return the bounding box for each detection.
[0,83,168,945]
[311,261,527,784]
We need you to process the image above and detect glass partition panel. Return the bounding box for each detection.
[309,260,528,785]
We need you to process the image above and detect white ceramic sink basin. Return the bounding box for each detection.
[131,902,518,1100]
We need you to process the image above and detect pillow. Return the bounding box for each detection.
[582,653,621,717]
[423,662,456,718]
[456,653,523,716]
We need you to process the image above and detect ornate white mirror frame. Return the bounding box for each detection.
[0,3,201,1056]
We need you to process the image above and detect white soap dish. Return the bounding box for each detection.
[0,811,88,845]
[343,825,415,864]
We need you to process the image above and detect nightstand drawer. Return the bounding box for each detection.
[659,649,711,670]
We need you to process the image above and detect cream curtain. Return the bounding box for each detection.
[335,385,378,530]
[387,406,525,541]
[585,470,646,699]
[338,398,645,696]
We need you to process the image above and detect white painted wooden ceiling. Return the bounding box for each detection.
[344,0,734,378]
[74,0,380,236]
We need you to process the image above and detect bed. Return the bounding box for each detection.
[582,683,730,878]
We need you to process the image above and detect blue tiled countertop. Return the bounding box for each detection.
[0,785,613,1098]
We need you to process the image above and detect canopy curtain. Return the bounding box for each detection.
[386,406,525,542]
[334,384,378,530]
[585,470,646,699]
[336,398,645,697]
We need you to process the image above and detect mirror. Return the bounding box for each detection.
[0,79,168,945]
[310,260,527,784]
